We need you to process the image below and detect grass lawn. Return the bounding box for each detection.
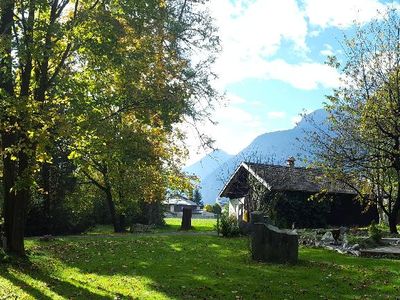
[161,218,216,232]
[86,218,217,235]
[1,233,399,299]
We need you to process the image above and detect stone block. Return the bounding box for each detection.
[250,212,298,264]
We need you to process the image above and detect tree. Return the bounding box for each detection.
[0,0,219,254]
[192,188,203,206]
[74,113,190,231]
[0,0,89,255]
[67,0,218,232]
[212,203,221,214]
[308,9,400,233]
[204,204,213,213]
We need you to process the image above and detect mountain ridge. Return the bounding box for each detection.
[186,109,328,204]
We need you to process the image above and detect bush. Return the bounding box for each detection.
[204,204,213,213]
[216,212,240,237]
[212,204,222,215]
[368,220,382,243]
[0,248,10,264]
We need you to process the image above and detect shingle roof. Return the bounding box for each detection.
[219,162,356,198]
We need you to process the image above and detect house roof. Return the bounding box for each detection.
[219,162,356,199]
[163,197,198,206]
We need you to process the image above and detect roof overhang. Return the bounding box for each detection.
[218,162,271,199]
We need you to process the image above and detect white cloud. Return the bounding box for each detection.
[207,0,400,90]
[250,101,264,108]
[227,93,246,105]
[184,0,398,164]
[309,30,320,37]
[209,0,316,89]
[320,44,334,56]
[267,111,286,119]
[303,0,392,29]
[210,0,308,56]
[291,115,303,126]
[262,59,340,90]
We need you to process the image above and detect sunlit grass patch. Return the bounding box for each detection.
[84,218,217,236]
[1,235,399,299]
[162,217,217,232]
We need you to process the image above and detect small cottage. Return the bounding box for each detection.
[163,195,200,213]
[219,159,378,228]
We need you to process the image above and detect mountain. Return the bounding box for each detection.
[184,149,234,180]
[192,109,328,204]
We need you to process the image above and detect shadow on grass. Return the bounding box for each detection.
[26,235,399,299]
[0,258,110,299]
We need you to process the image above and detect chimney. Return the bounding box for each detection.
[287,156,295,167]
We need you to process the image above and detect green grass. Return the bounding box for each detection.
[85,218,217,235]
[1,233,399,299]
[85,224,121,235]
[161,218,216,232]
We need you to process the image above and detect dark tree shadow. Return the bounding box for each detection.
[35,235,400,299]
[0,261,111,299]
[4,235,399,299]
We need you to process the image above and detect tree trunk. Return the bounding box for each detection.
[82,168,122,233]
[41,162,52,233]
[105,187,122,233]
[2,133,17,252]
[1,0,32,256]
[180,208,192,230]
[2,141,31,256]
[9,151,30,255]
[388,196,400,234]
[388,212,398,234]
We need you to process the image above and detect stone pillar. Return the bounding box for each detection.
[250,211,298,264]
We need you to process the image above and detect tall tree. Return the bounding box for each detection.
[0,0,219,254]
[1,0,85,255]
[67,0,218,232]
[192,188,203,206]
[308,9,400,233]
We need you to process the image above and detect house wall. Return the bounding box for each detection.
[173,205,197,213]
[327,193,378,226]
[244,191,378,228]
[229,197,245,219]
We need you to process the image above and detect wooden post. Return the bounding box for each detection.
[216,214,220,236]
[180,208,192,230]
[2,236,7,250]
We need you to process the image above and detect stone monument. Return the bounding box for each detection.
[250,211,298,264]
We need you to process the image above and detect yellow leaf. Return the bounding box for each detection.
[68,150,80,160]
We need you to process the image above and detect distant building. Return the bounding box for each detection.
[163,195,200,213]
[219,159,378,228]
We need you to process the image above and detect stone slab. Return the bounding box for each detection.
[360,246,400,258]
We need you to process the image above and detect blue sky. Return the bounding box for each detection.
[184,0,399,165]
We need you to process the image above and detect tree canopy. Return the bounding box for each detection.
[309,9,400,233]
[0,0,219,255]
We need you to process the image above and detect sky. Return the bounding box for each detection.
[184,0,399,166]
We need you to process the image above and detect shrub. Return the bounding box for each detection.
[216,212,240,237]
[368,220,382,243]
[0,248,10,264]
[212,204,222,215]
[204,204,213,213]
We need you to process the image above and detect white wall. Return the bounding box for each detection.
[228,197,245,220]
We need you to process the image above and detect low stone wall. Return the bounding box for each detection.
[250,212,298,264]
